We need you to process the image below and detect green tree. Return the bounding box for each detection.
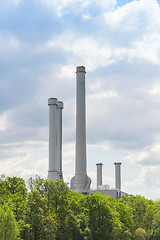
[112,200,134,239]
[149,211,160,239]
[0,175,28,239]
[68,191,91,239]
[143,203,157,232]
[23,190,50,240]
[114,229,132,240]
[6,177,27,219]
[25,178,78,240]
[115,200,134,232]
[133,227,147,240]
[86,193,115,240]
[0,176,27,219]
[0,205,19,240]
[121,194,155,232]
[44,179,77,240]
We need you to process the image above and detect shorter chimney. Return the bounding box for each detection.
[96,163,103,189]
[114,162,122,191]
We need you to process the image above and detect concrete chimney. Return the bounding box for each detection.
[56,101,64,179]
[96,163,103,189]
[71,66,91,193]
[48,98,58,180]
[114,162,121,191]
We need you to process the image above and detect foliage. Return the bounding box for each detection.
[86,193,115,240]
[1,175,160,239]
[0,204,19,240]
[121,194,157,231]
[148,210,160,239]
[133,227,147,240]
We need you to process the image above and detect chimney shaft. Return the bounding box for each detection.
[71,66,91,192]
[96,163,103,189]
[48,98,58,180]
[75,66,86,176]
[75,66,87,191]
[48,98,63,181]
[114,162,122,191]
[56,101,64,179]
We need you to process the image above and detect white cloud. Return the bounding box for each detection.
[130,33,160,64]
[0,35,21,52]
[42,0,116,17]
[8,36,20,50]
[56,65,75,80]
[148,83,160,96]
[41,0,88,17]
[102,0,160,64]
[86,88,160,149]
[82,12,92,20]
[63,143,75,159]
[95,0,116,10]
[123,164,160,198]
[127,143,160,166]
[0,113,8,130]
[1,0,21,5]
[88,90,118,100]
[111,34,160,64]
[104,0,160,30]
[44,33,114,70]
[13,0,21,4]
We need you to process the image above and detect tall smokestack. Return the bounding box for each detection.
[48,98,64,181]
[48,98,58,180]
[96,163,103,189]
[56,101,64,179]
[71,66,91,193]
[114,162,121,191]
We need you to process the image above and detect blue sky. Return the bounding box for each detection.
[1,0,160,199]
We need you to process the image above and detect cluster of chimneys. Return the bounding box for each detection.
[47,66,122,193]
[96,162,122,191]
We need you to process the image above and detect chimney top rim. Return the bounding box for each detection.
[76,66,86,73]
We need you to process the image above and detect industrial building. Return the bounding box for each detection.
[47,66,127,199]
[90,162,127,199]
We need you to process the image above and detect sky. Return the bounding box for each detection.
[1,0,160,199]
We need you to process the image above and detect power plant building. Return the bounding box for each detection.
[47,66,127,199]
[90,162,127,199]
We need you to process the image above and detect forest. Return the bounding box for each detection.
[0,176,160,240]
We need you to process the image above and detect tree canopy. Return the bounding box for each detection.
[0,175,160,239]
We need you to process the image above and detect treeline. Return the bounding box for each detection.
[0,176,160,240]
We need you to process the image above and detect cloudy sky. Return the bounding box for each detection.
[1,0,160,199]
